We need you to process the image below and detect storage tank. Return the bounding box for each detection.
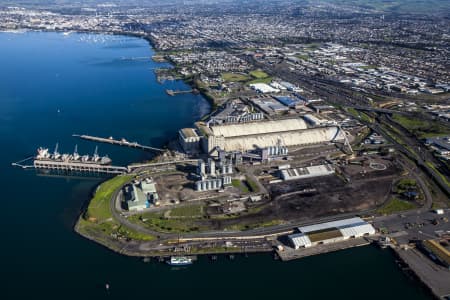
[227,164,233,174]
[196,181,202,191]
[209,159,216,176]
[201,181,207,191]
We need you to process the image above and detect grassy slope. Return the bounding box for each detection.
[77,175,156,241]
[377,197,417,215]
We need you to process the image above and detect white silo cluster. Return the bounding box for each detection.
[195,176,232,191]
[197,159,206,175]
[267,145,288,156]
[195,178,223,191]
[222,176,232,186]
[198,159,217,176]
[208,158,216,176]
[221,163,233,175]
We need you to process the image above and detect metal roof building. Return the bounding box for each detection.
[298,217,375,238]
[288,233,312,249]
[198,118,346,153]
[288,217,375,249]
[280,164,335,181]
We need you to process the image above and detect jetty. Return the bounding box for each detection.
[34,160,127,174]
[165,89,199,96]
[72,134,165,153]
[11,157,127,174]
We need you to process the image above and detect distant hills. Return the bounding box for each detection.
[315,0,450,15]
[2,0,450,16]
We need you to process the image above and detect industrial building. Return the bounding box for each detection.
[273,95,304,108]
[179,128,201,154]
[280,164,335,181]
[249,97,289,115]
[125,178,159,211]
[195,176,232,191]
[288,217,376,249]
[425,136,450,156]
[197,118,346,153]
[208,100,264,125]
[249,83,280,93]
[302,114,336,127]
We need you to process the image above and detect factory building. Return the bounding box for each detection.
[197,118,346,153]
[288,217,375,249]
[303,114,335,127]
[125,178,159,211]
[249,83,280,93]
[178,128,201,154]
[280,164,334,181]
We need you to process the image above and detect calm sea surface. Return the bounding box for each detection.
[0,31,431,299]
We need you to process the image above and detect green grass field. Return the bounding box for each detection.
[249,70,269,79]
[224,219,283,231]
[128,212,205,233]
[377,197,417,215]
[232,179,250,193]
[395,178,417,193]
[426,162,450,188]
[392,114,450,138]
[169,205,204,218]
[85,175,133,222]
[247,77,273,85]
[77,175,157,241]
[221,72,250,82]
[245,177,259,193]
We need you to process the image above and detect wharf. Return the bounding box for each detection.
[73,134,164,153]
[166,89,199,96]
[277,238,370,261]
[394,247,450,299]
[34,160,127,174]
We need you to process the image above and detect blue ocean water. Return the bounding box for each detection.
[0,31,431,299]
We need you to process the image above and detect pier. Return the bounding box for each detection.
[11,157,127,174]
[165,89,199,96]
[394,247,450,299]
[276,238,371,261]
[72,134,165,153]
[34,160,127,174]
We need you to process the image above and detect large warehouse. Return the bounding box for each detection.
[288,217,376,249]
[196,118,346,153]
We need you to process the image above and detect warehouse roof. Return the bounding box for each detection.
[288,233,312,248]
[180,128,199,139]
[298,217,374,237]
[210,118,308,138]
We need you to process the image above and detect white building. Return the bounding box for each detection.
[197,118,346,153]
[179,128,201,154]
[249,83,280,93]
[288,217,375,249]
[280,164,335,181]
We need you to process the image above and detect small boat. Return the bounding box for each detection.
[166,256,193,266]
